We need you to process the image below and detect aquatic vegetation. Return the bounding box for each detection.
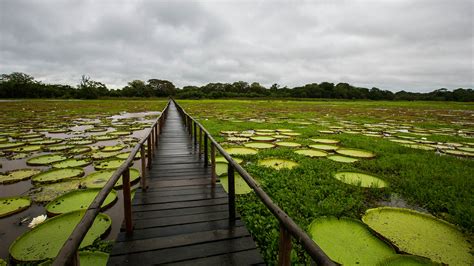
[0,197,31,218]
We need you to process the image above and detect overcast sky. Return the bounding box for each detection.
[0,0,472,92]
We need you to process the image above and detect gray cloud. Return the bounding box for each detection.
[0,0,472,92]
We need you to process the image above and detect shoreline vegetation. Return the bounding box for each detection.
[1,72,473,101]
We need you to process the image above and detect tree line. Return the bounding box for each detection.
[1,72,473,101]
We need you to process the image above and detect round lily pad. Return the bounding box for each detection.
[402,144,436,151]
[362,207,474,265]
[45,189,117,216]
[258,158,298,170]
[215,156,243,164]
[244,142,275,149]
[101,145,126,152]
[29,139,63,145]
[0,169,42,184]
[275,142,301,147]
[44,144,75,152]
[8,145,42,152]
[390,139,417,144]
[52,158,92,168]
[308,217,395,265]
[94,135,118,141]
[116,152,141,160]
[294,149,327,157]
[0,142,25,150]
[310,138,340,144]
[309,144,339,151]
[32,168,84,184]
[336,148,376,158]
[442,149,474,157]
[91,151,121,160]
[227,137,249,142]
[68,146,92,154]
[0,197,31,218]
[30,180,81,203]
[67,139,96,145]
[27,154,68,166]
[81,168,140,189]
[282,132,301,136]
[226,147,258,155]
[458,146,474,152]
[94,158,127,170]
[220,173,252,194]
[250,136,275,142]
[109,131,131,136]
[327,155,359,163]
[215,162,228,176]
[334,172,388,188]
[9,210,112,262]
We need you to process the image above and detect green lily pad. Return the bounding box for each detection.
[334,172,388,188]
[52,158,92,168]
[226,147,258,155]
[67,139,96,145]
[215,162,229,176]
[94,158,127,170]
[380,255,437,266]
[281,132,301,136]
[109,131,131,136]
[9,210,111,262]
[101,145,126,152]
[244,142,275,149]
[258,158,298,170]
[31,168,84,184]
[294,149,328,157]
[275,141,301,147]
[45,189,117,216]
[30,180,81,203]
[250,136,275,142]
[116,152,141,160]
[227,136,249,142]
[8,145,43,152]
[442,149,474,157]
[68,146,92,154]
[458,146,474,152]
[0,169,42,184]
[336,148,376,158]
[310,138,340,144]
[308,217,395,265]
[362,207,474,265]
[402,144,436,151]
[29,139,63,145]
[0,197,31,218]
[91,151,120,160]
[27,154,68,166]
[44,144,75,152]
[309,144,339,151]
[327,155,359,163]
[220,173,252,194]
[81,168,140,189]
[0,258,6,266]
[215,156,243,164]
[390,139,417,144]
[0,142,25,150]
[94,135,118,141]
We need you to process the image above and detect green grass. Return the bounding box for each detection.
[178,99,474,264]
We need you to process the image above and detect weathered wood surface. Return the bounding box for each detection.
[108,102,264,265]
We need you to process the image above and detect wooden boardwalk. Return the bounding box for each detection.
[108,102,264,265]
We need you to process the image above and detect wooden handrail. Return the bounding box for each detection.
[52,100,171,266]
[172,99,336,266]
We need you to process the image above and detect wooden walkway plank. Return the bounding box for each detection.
[108,101,264,265]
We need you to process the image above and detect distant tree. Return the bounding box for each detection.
[147,79,176,97]
[76,75,108,99]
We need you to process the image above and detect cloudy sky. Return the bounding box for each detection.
[0,0,472,92]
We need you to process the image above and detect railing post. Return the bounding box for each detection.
[140,145,147,191]
[193,121,197,147]
[122,167,133,235]
[155,124,159,147]
[278,223,292,266]
[147,136,152,169]
[199,127,203,157]
[227,163,235,224]
[204,134,208,167]
[211,143,216,185]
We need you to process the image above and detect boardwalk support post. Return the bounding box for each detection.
[122,167,133,235]
[193,121,197,147]
[211,143,216,185]
[140,145,147,191]
[278,223,292,266]
[204,134,208,167]
[227,164,236,224]
[147,136,152,169]
[199,127,203,157]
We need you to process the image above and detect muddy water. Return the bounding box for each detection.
[0,111,159,260]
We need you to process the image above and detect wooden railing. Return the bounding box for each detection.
[52,100,171,266]
[173,99,336,266]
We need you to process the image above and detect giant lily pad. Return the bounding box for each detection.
[27,154,68,166]
[334,172,387,188]
[45,189,117,216]
[116,152,141,160]
[244,142,275,149]
[380,255,437,266]
[294,149,327,157]
[31,168,84,184]
[0,169,42,184]
[250,136,275,142]
[91,151,120,160]
[52,158,92,168]
[215,162,229,176]
[0,197,31,218]
[327,155,359,163]
[308,217,395,265]
[81,168,140,189]
[220,173,252,194]
[8,145,42,152]
[68,146,92,154]
[44,144,75,152]
[30,180,81,203]
[258,158,298,170]
[310,138,340,144]
[101,145,126,152]
[309,144,339,151]
[94,158,127,170]
[9,210,111,262]
[215,156,243,164]
[275,141,301,148]
[94,135,118,141]
[0,142,25,150]
[362,207,474,265]
[336,148,376,158]
[226,147,258,155]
